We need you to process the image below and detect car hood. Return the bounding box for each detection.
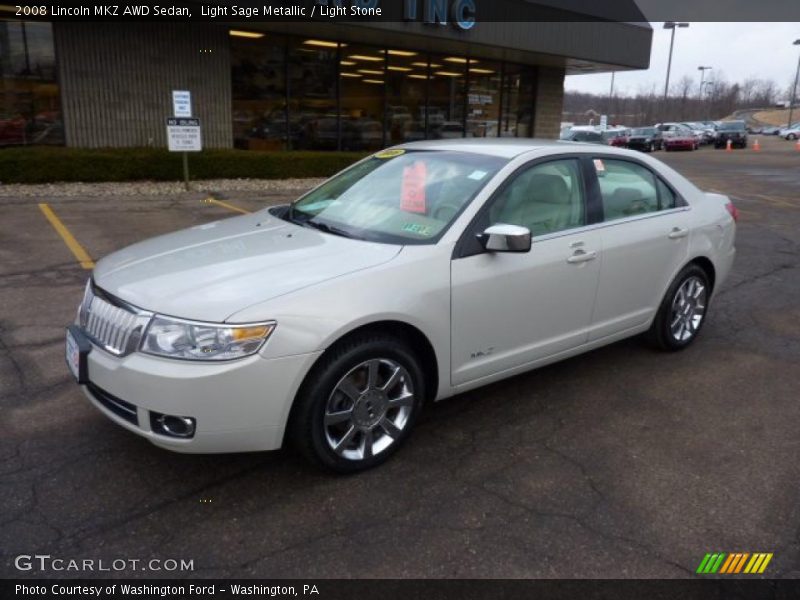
[92,210,402,322]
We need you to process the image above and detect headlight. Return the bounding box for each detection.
[141,316,275,361]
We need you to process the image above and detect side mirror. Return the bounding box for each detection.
[478,224,531,253]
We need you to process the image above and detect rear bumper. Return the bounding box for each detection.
[80,342,322,453]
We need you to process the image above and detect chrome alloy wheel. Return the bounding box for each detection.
[670,276,707,342]
[324,359,415,461]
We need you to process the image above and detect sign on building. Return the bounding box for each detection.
[166,118,201,152]
[172,90,192,118]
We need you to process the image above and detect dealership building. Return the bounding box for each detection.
[0,1,652,151]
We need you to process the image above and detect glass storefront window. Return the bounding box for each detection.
[231,32,287,151]
[500,64,536,138]
[231,32,539,151]
[385,49,426,145]
[466,59,502,138]
[287,38,338,150]
[339,44,385,151]
[0,20,63,146]
[427,54,467,139]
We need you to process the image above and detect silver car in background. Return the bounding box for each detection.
[66,140,737,472]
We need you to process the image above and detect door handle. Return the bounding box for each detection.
[668,227,689,239]
[567,249,597,264]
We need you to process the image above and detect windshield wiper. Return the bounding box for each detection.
[302,219,357,239]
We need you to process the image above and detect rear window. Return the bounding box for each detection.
[718,122,745,131]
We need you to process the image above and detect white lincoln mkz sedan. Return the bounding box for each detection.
[66,139,737,472]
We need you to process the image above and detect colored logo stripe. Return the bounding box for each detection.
[697,553,773,574]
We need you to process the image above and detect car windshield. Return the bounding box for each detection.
[631,127,655,136]
[288,150,507,245]
[718,122,745,131]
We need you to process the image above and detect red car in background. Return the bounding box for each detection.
[605,129,630,147]
[0,115,27,145]
[659,123,699,151]
[663,133,698,151]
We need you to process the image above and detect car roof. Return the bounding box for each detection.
[398,138,609,159]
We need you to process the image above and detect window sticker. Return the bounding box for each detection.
[467,170,488,181]
[593,159,606,176]
[400,161,427,214]
[374,148,405,159]
[402,223,432,236]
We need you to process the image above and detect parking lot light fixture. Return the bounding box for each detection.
[787,40,800,129]
[698,66,712,99]
[663,22,690,100]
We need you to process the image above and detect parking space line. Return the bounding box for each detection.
[38,203,95,270]
[202,197,251,215]
[751,193,797,209]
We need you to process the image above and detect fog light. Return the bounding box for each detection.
[150,412,196,438]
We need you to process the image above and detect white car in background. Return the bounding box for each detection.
[779,125,800,140]
[67,140,737,472]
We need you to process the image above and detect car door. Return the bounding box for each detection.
[587,156,691,341]
[450,157,602,387]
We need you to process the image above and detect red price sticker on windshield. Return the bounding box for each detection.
[400,161,427,214]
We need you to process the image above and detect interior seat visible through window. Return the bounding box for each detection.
[491,159,584,236]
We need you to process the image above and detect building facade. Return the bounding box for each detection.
[0,6,652,151]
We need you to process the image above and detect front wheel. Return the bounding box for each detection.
[788,133,797,141]
[647,265,711,351]
[289,334,425,473]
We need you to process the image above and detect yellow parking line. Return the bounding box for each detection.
[203,197,250,215]
[38,203,95,270]
[752,193,796,209]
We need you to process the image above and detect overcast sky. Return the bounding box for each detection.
[564,23,800,97]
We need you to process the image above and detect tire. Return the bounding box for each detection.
[788,133,797,141]
[648,142,655,153]
[288,333,425,473]
[647,264,711,351]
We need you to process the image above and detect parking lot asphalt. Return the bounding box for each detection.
[1,136,799,579]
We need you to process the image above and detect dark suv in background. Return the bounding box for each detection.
[626,127,663,152]
[714,121,748,149]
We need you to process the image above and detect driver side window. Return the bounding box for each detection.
[488,159,586,236]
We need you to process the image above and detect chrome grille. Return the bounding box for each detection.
[79,282,151,356]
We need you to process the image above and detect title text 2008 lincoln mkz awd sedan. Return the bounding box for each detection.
[66,139,736,472]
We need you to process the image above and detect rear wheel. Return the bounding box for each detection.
[647,264,710,351]
[289,333,425,473]
[788,133,797,141]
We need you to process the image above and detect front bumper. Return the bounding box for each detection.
[665,139,694,149]
[627,139,654,150]
[80,339,321,453]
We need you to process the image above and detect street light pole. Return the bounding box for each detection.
[698,66,712,100]
[702,81,715,119]
[787,40,800,129]
[663,22,690,100]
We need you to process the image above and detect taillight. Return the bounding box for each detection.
[725,202,739,222]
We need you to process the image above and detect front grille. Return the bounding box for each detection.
[79,282,151,356]
[87,382,139,426]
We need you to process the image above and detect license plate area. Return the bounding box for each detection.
[66,325,91,384]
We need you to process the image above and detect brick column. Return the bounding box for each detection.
[533,66,566,139]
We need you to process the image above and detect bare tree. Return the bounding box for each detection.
[563,72,782,127]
